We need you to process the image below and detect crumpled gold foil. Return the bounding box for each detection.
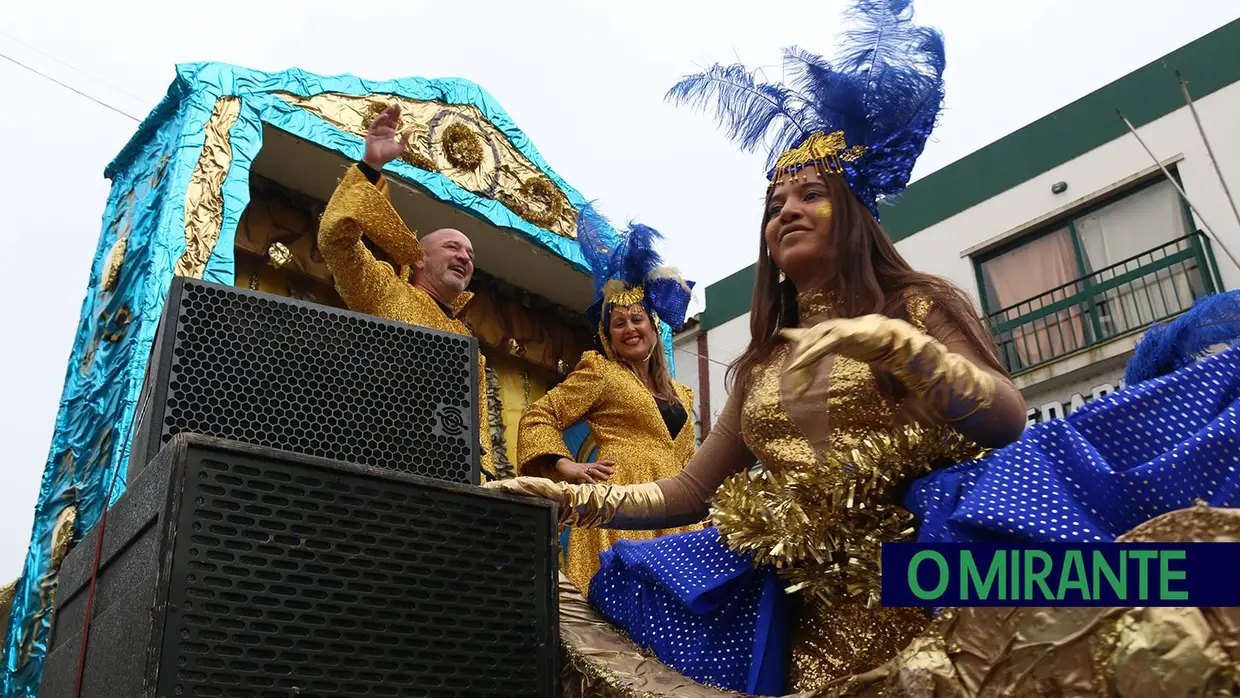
[555,505,1240,698]
[0,578,16,649]
[50,505,77,570]
[175,96,242,278]
[710,424,987,607]
[101,236,127,292]
[276,92,579,238]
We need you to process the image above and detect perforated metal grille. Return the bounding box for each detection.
[161,281,477,483]
[158,450,556,697]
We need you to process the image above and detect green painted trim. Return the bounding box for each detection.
[700,17,1240,331]
[702,264,755,329]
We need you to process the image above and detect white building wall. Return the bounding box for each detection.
[672,334,701,441]
[895,80,1240,302]
[703,314,749,428]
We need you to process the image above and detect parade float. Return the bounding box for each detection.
[4,60,1238,698]
[0,62,654,696]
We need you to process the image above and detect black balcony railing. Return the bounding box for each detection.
[985,232,1222,375]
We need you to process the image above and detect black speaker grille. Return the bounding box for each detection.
[161,281,476,482]
[159,450,552,697]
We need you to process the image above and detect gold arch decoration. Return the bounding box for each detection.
[275,92,579,239]
[175,96,243,279]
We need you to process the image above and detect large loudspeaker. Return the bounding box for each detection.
[129,277,481,485]
[41,434,560,697]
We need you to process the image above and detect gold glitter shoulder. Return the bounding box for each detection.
[317,164,494,480]
[517,351,611,473]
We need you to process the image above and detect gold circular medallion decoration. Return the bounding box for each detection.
[429,110,501,194]
[499,176,566,229]
[441,122,485,171]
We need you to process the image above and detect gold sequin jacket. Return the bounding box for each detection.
[319,165,494,479]
[518,350,703,591]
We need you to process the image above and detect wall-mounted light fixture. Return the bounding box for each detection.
[1051,181,1068,195]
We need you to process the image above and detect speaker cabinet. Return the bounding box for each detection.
[129,277,481,486]
[41,434,560,697]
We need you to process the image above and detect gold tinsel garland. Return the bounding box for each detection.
[400,147,440,173]
[710,425,988,608]
[442,121,485,171]
[499,176,566,229]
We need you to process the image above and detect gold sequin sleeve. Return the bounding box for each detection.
[516,352,608,478]
[656,383,757,527]
[915,307,1027,448]
[318,165,424,315]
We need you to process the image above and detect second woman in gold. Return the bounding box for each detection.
[517,212,703,593]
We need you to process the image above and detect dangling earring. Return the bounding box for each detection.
[778,269,786,283]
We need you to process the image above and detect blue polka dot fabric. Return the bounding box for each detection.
[908,346,1240,543]
[587,527,790,695]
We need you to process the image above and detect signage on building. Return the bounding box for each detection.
[1025,375,1127,427]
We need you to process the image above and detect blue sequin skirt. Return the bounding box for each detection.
[908,346,1240,543]
[587,527,790,695]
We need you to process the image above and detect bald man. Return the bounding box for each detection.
[318,102,496,481]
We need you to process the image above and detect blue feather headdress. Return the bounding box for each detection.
[666,0,946,219]
[576,203,695,359]
[1124,290,1240,386]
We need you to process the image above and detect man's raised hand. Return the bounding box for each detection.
[362,103,414,171]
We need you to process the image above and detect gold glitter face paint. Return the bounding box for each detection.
[814,201,833,219]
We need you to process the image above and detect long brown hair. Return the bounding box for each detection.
[727,164,1006,394]
[602,304,681,405]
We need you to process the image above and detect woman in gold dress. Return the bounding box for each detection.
[518,211,703,593]
[489,1,1029,693]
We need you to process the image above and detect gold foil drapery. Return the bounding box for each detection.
[274,92,579,238]
[490,354,549,466]
[462,285,593,376]
[0,579,16,652]
[554,505,1240,698]
[231,175,343,306]
[175,96,242,278]
[101,236,127,292]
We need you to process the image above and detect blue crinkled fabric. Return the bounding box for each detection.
[588,527,790,696]
[908,346,1240,544]
[2,95,204,696]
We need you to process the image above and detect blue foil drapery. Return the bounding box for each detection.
[1,93,203,695]
[3,62,659,696]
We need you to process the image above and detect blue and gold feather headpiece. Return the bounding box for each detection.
[576,204,695,359]
[666,0,946,220]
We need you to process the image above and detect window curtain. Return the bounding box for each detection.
[980,228,1087,367]
[1074,179,1195,335]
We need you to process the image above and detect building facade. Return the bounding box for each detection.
[677,18,1240,436]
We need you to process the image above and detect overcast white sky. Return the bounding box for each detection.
[1,1,1238,581]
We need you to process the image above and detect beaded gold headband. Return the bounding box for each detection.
[601,281,646,309]
[770,130,867,184]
